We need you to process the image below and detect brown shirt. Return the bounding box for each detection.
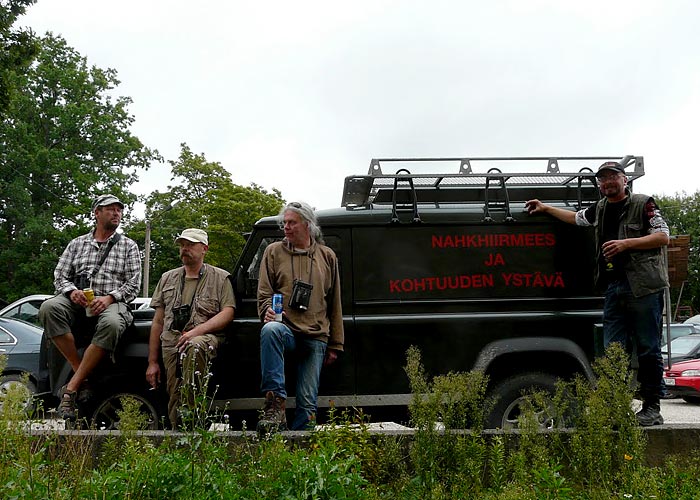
[257,240,344,351]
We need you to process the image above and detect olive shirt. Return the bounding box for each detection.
[150,263,236,336]
[257,239,344,351]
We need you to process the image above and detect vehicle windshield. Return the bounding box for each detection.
[663,335,700,355]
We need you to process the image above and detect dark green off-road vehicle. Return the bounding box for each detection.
[39,156,647,429]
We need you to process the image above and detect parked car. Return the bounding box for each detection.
[0,294,152,328]
[0,294,51,326]
[663,323,700,344]
[664,358,700,404]
[0,317,43,411]
[685,315,700,327]
[662,333,700,367]
[41,156,636,430]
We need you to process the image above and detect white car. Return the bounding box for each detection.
[684,315,700,327]
[0,294,152,327]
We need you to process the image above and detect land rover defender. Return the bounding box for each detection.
[38,156,646,429]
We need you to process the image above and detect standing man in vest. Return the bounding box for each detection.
[525,161,670,426]
[256,201,344,433]
[39,194,142,420]
[146,228,235,428]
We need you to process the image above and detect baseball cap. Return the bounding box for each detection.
[92,194,124,211]
[595,161,625,178]
[175,228,208,245]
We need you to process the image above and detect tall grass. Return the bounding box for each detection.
[2,347,700,499]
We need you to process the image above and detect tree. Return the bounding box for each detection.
[0,34,158,301]
[0,0,38,114]
[656,191,700,315]
[131,143,284,295]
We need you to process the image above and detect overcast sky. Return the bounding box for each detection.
[19,0,700,212]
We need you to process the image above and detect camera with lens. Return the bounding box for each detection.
[289,279,313,311]
[172,304,192,331]
[72,272,91,290]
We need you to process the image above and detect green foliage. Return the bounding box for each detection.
[656,191,700,314]
[133,143,284,294]
[0,0,38,115]
[0,33,158,302]
[4,345,700,499]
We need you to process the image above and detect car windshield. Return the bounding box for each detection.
[663,335,700,355]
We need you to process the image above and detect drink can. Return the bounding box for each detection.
[83,288,95,317]
[272,293,283,322]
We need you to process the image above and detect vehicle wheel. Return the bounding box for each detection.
[90,391,161,430]
[486,372,560,430]
[682,396,700,405]
[0,374,37,413]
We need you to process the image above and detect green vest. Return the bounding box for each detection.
[593,193,669,297]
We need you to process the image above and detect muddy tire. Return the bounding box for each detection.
[90,391,162,430]
[486,372,560,429]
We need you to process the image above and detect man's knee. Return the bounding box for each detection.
[261,321,287,342]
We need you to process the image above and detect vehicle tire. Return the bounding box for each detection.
[0,373,37,413]
[682,396,700,405]
[486,372,560,430]
[89,391,162,430]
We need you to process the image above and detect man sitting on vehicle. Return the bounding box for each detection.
[256,201,344,433]
[146,228,235,428]
[39,194,142,420]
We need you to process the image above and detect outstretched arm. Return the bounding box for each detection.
[525,199,577,225]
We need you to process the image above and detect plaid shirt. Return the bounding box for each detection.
[54,230,142,303]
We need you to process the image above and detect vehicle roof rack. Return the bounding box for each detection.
[341,156,644,216]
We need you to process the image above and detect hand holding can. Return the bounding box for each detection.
[84,288,95,317]
[272,293,283,322]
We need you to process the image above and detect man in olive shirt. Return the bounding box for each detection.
[146,228,235,428]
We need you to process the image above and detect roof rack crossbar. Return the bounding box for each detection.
[340,156,644,208]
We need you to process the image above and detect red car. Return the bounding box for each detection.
[664,358,700,404]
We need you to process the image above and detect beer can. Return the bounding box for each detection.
[83,288,95,317]
[272,293,283,322]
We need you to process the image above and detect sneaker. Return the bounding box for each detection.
[635,404,663,426]
[256,391,287,435]
[58,385,77,420]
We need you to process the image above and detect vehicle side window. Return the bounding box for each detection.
[2,305,20,320]
[19,301,42,325]
[244,237,281,295]
[0,328,15,344]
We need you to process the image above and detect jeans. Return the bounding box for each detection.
[603,278,664,404]
[260,321,327,430]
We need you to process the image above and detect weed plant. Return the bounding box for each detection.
[3,347,700,499]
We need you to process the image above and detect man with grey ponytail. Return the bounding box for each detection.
[256,201,344,433]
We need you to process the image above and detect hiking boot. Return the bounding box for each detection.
[635,404,663,426]
[77,380,93,403]
[256,391,287,435]
[58,385,77,420]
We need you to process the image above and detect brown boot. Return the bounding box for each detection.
[57,385,77,420]
[257,391,287,435]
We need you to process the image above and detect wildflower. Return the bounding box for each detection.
[624,454,633,461]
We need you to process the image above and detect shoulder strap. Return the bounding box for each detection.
[93,232,122,275]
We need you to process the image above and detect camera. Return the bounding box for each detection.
[289,279,313,311]
[72,272,91,290]
[172,304,192,331]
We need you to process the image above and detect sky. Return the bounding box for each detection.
[18,0,700,213]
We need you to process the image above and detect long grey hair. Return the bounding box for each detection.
[279,201,324,244]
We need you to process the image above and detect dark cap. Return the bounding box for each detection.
[595,161,625,178]
[92,194,124,211]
